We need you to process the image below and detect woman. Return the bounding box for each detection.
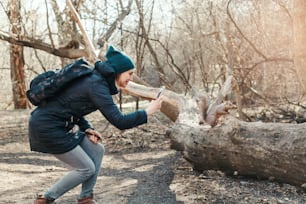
[30,45,163,204]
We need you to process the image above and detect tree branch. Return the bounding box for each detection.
[0,30,87,58]
[66,0,97,62]
[97,0,133,48]
[226,0,267,60]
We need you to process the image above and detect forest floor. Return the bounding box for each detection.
[0,112,305,204]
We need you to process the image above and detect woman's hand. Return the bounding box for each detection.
[145,97,163,116]
[85,128,102,144]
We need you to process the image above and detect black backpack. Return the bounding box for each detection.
[26,58,93,106]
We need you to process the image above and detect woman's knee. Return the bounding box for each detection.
[97,143,105,158]
[78,163,96,179]
[81,137,105,158]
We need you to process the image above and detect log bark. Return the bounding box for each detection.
[168,115,306,188]
[122,82,181,122]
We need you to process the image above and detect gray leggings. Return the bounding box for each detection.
[45,136,105,200]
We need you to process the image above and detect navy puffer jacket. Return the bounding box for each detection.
[28,62,147,154]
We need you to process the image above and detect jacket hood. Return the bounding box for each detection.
[94,61,119,95]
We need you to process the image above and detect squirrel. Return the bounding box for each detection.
[198,93,236,127]
[205,101,236,127]
[197,93,209,125]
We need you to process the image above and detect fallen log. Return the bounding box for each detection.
[123,80,306,188]
[168,115,306,188]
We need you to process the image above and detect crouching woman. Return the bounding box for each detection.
[29,46,162,204]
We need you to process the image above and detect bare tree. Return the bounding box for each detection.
[0,0,303,116]
[0,0,136,109]
[134,0,173,88]
[8,0,28,109]
[292,0,306,93]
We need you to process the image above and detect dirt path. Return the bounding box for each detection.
[0,115,305,204]
[0,118,183,204]
[0,141,181,204]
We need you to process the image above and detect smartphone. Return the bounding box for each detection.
[156,86,164,98]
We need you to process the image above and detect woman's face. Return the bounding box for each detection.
[116,69,135,88]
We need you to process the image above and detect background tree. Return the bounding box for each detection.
[292,0,306,93]
[0,0,305,125]
[8,0,27,109]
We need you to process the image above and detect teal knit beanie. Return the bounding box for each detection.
[105,45,135,74]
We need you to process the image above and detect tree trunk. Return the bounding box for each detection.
[9,0,28,109]
[292,0,306,93]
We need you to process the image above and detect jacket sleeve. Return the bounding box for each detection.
[77,116,92,131]
[88,80,147,130]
